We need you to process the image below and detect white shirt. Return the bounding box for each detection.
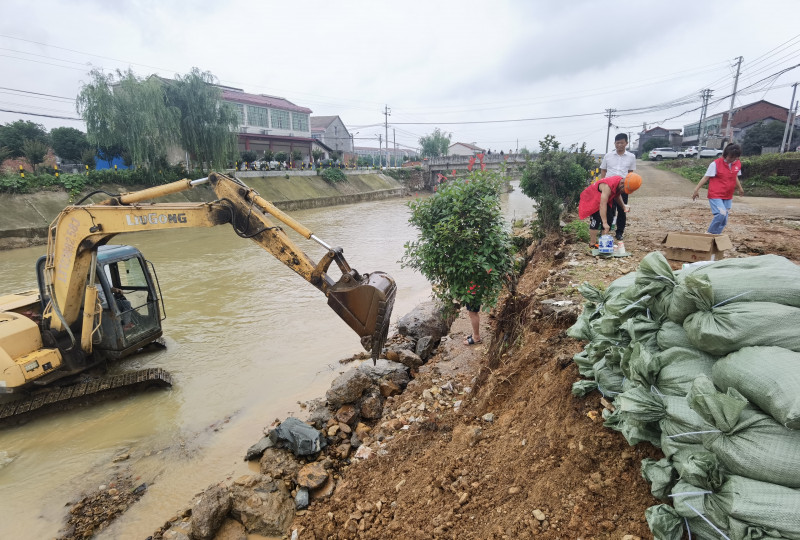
[705,161,741,177]
[600,150,636,178]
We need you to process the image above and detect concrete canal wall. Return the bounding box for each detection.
[0,171,406,250]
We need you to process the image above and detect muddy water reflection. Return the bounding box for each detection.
[0,183,534,539]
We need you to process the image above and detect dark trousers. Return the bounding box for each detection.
[608,192,628,236]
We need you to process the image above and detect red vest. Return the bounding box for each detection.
[578,176,623,219]
[707,157,741,200]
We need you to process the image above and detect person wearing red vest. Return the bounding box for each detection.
[692,143,745,234]
[578,172,643,246]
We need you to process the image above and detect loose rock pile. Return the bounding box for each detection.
[150,300,457,540]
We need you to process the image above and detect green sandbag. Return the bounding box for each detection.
[569,273,640,342]
[607,271,638,298]
[624,345,716,396]
[634,251,678,320]
[573,350,595,377]
[667,254,800,324]
[602,407,662,447]
[656,321,692,351]
[619,314,662,352]
[571,379,597,397]
[684,301,800,356]
[660,437,705,460]
[646,503,726,540]
[671,476,800,539]
[593,358,625,397]
[615,386,715,447]
[713,346,800,429]
[641,457,676,500]
[688,376,800,488]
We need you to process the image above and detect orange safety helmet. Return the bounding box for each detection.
[623,172,642,194]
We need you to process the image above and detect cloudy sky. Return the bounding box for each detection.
[2,0,799,155]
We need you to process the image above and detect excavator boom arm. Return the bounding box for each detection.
[44,172,395,359]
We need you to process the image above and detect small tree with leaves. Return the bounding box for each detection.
[312,149,324,162]
[418,128,452,158]
[22,139,49,173]
[0,120,49,157]
[402,169,512,315]
[520,135,590,235]
[50,127,89,162]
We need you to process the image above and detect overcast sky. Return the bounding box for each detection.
[2,0,799,155]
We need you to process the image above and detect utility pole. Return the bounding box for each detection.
[383,105,391,168]
[393,128,396,167]
[724,56,743,145]
[787,99,798,152]
[378,134,382,167]
[698,89,713,147]
[780,82,798,153]
[604,108,616,153]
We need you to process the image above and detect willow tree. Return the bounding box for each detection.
[165,68,238,172]
[77,69,180,173]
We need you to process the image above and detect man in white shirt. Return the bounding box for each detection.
[599,133,637,240]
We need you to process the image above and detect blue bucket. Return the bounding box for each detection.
[598,234,614,254]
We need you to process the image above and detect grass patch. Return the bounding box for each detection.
[658,156,800,197]
[562,219,589,243]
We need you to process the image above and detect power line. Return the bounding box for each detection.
[391,111,604,125]
[0,108,82,120]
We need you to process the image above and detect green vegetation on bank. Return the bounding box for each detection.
[0,164,196,200]
[657,152,800,198]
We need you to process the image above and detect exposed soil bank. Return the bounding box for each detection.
[0,172,405,250]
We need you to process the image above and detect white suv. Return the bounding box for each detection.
[698,146,723,158]
[648,147,679,160]
[680,146,698,158]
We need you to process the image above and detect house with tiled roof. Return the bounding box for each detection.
[448,142,485,156]
[310,116,353,154]
[221,86,313,161]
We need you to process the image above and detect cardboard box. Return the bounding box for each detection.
[661,232,733,263]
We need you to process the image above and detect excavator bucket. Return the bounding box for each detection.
[327,271,396,361]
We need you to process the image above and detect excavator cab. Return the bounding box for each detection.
[36,245,165,362]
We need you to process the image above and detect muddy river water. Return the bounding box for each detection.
[0,183,535,539]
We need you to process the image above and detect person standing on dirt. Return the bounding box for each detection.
[599,134,637,241]
[579,173,643,246]
[692,143,745,234]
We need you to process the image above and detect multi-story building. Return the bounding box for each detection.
[683,100,789,148]
[221,86,313,161]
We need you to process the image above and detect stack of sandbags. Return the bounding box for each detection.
[567,252,800,539]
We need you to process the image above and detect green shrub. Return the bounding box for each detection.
[321,168,346,184]
[520,135,591,234]
[401,169,512,314]
[562,219,589,243]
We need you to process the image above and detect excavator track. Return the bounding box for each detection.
[0,368,172,429]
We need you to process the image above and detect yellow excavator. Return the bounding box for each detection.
[0,172,396,425]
